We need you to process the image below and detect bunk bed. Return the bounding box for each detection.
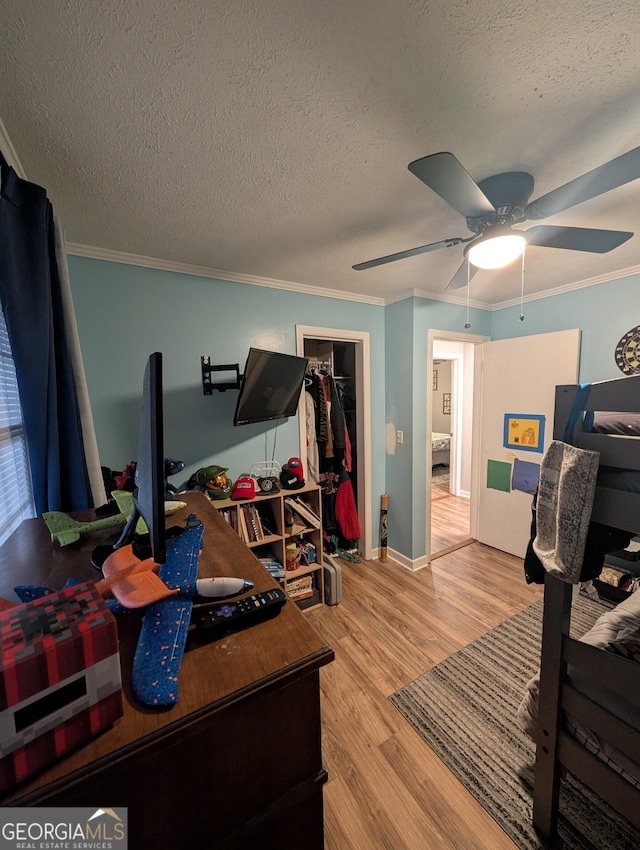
[520,374,640,842]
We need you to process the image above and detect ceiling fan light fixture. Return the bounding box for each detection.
[465,232,526,270]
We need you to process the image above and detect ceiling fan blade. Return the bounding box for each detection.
[446,260,478,291]
[408,152,496,219]
[525,146,640,220]
[352,235,470,271]
[525,225,633,253]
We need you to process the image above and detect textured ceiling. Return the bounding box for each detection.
[2,0,640,306]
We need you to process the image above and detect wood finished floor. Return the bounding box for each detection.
[306,540,542,850]
[430,480,472,556]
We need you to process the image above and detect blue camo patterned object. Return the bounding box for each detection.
[14,585,57,602]
[131,517,204,706]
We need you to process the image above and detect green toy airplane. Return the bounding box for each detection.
[43,492,186,546]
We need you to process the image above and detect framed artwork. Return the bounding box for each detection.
[432,370,438,390]
[442,392,451,414]
[503,413,545,453]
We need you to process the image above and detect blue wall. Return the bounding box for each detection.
[386,298,491,560]
[68,254,639,564]
[490,273,640,382]
[412,298,491,560]
[384,299,415,556]
[68,256,386,530]
[385,296,492,559]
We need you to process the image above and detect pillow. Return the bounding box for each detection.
[592,412,640,436]
[606,627,640,662]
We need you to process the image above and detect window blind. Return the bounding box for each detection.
[0,303,34,546]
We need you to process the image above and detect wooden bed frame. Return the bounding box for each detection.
[533,375,640,840]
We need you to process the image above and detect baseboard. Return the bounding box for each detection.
[383,548,430,572]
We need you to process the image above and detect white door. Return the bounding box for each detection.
[473,329,580,558]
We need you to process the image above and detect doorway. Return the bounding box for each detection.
[427,329,489,562]
[296,326,372,560]
[430,357,469,555]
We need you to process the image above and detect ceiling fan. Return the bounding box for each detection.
[353,148,640,289]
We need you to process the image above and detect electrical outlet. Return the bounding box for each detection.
[396,430,403,444]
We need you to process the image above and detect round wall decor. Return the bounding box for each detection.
[615,325,640,375]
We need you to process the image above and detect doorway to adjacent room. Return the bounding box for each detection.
[430,357,472,557]
[427,330,488,562]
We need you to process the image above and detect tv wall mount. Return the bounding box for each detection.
[201,356,243,394]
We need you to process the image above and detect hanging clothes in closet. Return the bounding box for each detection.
[304,380,320,485]
[305,364,359,549]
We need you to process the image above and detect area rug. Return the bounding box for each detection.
[390,594,640,850]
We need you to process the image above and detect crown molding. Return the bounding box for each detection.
[66,243,387,306]
[491,263,640,310]
[407,262,640,311]
[56,242,640,313]
[409,286,489,310]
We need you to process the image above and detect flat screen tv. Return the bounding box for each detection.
[113,352,166,565]
[233,348,309,426]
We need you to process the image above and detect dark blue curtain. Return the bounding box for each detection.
[0,161,92,514]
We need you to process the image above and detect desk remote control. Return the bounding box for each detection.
[192,587,287,635]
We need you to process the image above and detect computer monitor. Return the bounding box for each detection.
[112,352,166,565]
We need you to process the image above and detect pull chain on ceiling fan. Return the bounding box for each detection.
[353,148,640,291]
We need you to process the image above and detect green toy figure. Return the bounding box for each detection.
[191,465,233,500]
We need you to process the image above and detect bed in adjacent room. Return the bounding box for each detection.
[431,432,451,468]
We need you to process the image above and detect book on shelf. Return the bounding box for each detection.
[221,506,242,537]
[284,497,322,529]
[285,575,315,600]
[286,586,315,599]
[288,590,314,601]
[250,504,265,538]
[230,503,265,544]
[257,554,286,579]
[242,504,261,542]
[236,504,250,543]
[286,574,314,591]
[286,577,315,600]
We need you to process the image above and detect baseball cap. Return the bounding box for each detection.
[231,475,257,500]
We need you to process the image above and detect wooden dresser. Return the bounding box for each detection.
[0,492,335,849]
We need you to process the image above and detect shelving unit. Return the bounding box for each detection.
[211,483,324,609]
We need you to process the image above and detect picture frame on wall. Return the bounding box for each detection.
[432,370,438,391]
[503,413,545,453]
[443,392,451,414]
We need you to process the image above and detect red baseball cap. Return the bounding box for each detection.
[231,475,256,500]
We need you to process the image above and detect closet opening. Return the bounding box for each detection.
[296,327,372,561]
